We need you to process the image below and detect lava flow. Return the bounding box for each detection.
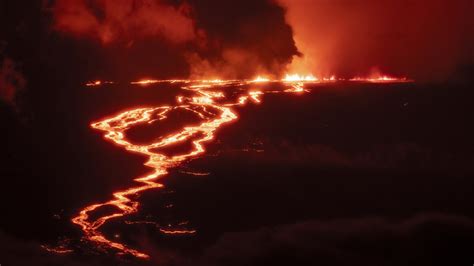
[72,74,412,258]
[71,78,311,258]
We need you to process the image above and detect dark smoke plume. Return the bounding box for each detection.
[47,0,299,79]
[50,0,196,44]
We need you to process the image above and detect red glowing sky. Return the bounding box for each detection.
[46,0,473,81]
[278,0,473,81]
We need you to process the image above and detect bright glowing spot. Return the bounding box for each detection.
[131,79,160,85]
[349,75,410,83]
[285,83,306,93]
[86,80,102,87]
[322,75,337,82]
[283,74,318,82]
[199,79,225,84]
[252,76,270,83]
[249,91,264,103]
[85,80,114,87]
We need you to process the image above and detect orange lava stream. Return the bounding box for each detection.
[41,244,74,255]
[159,229,197,235]
[73,73,411,258]
[72,79,310,258]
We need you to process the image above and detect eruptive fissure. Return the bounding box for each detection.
[70,75,410,258]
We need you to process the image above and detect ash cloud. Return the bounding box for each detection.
[49,0,196,44]
[185,0,298,79]
[6,0,474,81]
[47,0,474,81]
[276,0,474,81]
[46,0,299,79]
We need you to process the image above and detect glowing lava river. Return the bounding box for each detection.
[70,76,411,259]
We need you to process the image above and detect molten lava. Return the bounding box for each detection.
[283,74,318,82]
[73,74,412,258]
[349,75,411,83]
[86,80,114,87]
[72,78,317,258]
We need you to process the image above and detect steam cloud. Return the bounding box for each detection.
[50,0,196,44]
[48,0,473,81]
[276,0,474,81]
[184,0,298,79]
[48,0,299,79]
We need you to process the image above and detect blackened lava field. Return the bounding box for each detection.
[1,80,474,265]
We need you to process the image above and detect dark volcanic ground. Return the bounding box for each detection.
[1,81,474,265]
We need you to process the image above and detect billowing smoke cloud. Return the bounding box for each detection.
[276,0,474,81]
[48,0,473,81]
[50,0,196,44]
[47,0,299,79]
[0,56,26,105]
[185,0,298,79]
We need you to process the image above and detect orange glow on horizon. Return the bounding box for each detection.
[86,73,412,88]
[349,75,411,83]
[283,74,318,82]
